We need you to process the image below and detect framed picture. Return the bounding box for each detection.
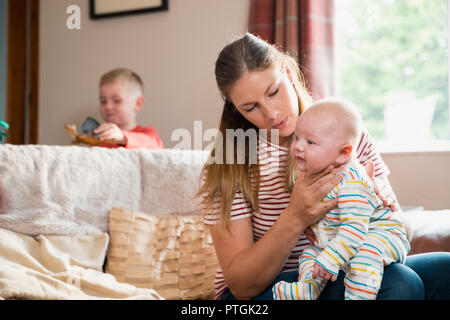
[90,0,168,19]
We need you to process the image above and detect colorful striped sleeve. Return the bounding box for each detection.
[315,172,378,276]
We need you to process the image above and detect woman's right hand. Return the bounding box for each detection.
[287,165,343,228]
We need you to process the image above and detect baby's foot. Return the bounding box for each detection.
[272,281,301,300]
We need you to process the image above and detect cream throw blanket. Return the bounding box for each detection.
[0,145,208,236]
[0,227,162,299]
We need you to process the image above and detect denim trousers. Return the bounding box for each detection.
[220,252,450,300]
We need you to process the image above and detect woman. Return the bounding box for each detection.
[199,33,450,300]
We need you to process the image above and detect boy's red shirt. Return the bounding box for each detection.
[98,125,164,149]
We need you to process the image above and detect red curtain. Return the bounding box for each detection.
[249,0,336,99]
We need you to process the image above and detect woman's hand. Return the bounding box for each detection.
[304,226,317,244]
[287,165,343,228]
[364,161,398,211]
[364,160,412,240]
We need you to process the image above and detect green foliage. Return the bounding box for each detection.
[337,0,449,139]
[0,120,9,142]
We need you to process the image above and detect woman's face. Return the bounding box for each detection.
[227,67,300,147]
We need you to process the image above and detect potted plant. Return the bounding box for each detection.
[0,120,9,142]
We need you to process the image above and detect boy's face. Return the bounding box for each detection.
[290,111,342,173]
[99,81,142,130]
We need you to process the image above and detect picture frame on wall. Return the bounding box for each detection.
[90,0,168,19]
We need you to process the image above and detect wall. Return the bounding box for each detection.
[382,151,450,210]
[39,0,250,147]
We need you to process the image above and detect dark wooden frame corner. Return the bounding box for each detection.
[6,0,39,145]
[89,0,168,19]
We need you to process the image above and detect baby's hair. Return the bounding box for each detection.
[100,68,144,96]
[306,97,362,148]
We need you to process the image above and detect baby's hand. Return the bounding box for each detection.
[312,262,337,282]
[94,123,125,141]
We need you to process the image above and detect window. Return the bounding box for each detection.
[335,0,450,151]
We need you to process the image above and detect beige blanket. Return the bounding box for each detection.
[0,145,208,236]
[0,228,162,300]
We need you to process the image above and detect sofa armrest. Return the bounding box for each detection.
[406,209,450,255]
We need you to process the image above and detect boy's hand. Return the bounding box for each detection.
[94,123,125,141]
[312,262,337,282]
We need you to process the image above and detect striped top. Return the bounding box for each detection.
[313,160,409,276]
[202,129,389,299]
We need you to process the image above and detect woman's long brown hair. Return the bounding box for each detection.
[197,33,311,231]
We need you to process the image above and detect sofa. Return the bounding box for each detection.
[0,144,449,300]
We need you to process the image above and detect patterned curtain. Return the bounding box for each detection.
[249,0,336,99]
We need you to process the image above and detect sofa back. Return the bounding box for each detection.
[0,144,209,236]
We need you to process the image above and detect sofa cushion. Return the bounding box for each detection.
[0,228,162,300]
[407,209,450,255]
[105,207,219,300]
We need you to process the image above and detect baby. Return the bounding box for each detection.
[94,68,164,149]
[273,98,410,300]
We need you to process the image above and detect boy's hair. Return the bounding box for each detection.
[306,97,362,148]
[100,68,144,96]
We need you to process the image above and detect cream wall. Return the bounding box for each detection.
[39,0,250,147]
[382,151,450,210]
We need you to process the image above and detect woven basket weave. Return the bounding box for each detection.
[105,207,218,299]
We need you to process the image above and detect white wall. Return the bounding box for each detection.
[39,0,250,147]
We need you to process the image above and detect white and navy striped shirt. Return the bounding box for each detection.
[203,129,389,299]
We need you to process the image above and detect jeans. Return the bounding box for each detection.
[219,252,450,300]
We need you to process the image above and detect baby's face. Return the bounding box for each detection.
[290,112,342,173]
[99,81,140,129]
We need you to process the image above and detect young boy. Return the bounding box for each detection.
[273,98,410,300]
[94,68,164,149]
